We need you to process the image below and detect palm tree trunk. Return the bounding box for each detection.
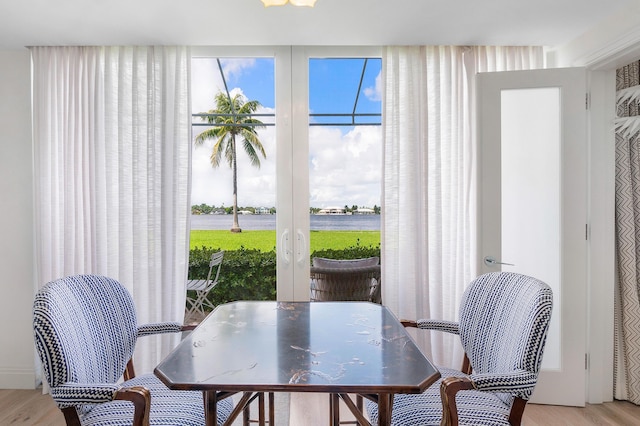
[231,134,241,233]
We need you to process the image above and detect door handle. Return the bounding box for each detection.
[484,256,515,267]
[280,229,291,265]
[296,229,306,265]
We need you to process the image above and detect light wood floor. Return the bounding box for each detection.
[3,388,640,425]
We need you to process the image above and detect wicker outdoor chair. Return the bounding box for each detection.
[309,256,381,304]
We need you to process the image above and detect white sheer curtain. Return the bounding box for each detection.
[381,46,543,368]
[31,46,192,374]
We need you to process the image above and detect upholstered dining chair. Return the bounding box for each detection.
[309,256,381,304]
[367,271,553,426]
[33,274,234,426]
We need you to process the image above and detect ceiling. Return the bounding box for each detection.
[0,0,634,50]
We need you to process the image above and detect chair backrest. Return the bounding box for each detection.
[458,272,553,399]
[33,275,138,389]
[207,250,224,285]
[310,260,382,303]
[312,256,379,268]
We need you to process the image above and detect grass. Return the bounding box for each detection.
[190,230,380,252]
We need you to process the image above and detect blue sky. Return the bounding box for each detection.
[191,57,382,209]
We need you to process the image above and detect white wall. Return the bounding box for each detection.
[548,2,640,69]
[0,48,37,389]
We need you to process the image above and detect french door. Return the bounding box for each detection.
[477,67,587,406]
[287,46,382,300]
[191,46,382,301]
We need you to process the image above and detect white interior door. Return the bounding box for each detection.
[477,67,587,407]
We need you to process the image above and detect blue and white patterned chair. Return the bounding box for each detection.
[367,272,553,426]
[33,274,234,426]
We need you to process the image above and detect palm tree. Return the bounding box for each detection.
[195,92,266,233]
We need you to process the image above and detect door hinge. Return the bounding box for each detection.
[585,353,589,370]
[585,92,590,110]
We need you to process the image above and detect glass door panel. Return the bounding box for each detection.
[307,57,382,257]
[501,87,561,370]
[189,52,278,312]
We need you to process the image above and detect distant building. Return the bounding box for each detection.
[316,207,347,215]
[355,208,375,215]
[255,207,271,215]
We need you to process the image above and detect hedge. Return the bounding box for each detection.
[188,244,381,309]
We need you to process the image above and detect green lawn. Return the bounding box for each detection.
[190,230,380,252]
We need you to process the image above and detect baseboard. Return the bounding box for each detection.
[0,368,37,389]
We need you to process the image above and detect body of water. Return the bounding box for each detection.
[191,214,380,231]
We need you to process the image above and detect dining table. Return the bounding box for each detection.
[154,301,440,426]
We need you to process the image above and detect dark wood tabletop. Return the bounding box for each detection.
[154,301,440,426]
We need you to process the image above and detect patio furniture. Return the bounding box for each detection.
[186,250,224,322]
[366,271,553,426]
[33,274,234,426]
[310,257,381,303]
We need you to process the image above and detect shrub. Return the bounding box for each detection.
[189,246,276,307]
[187,243,381,310]
[310,243,380,260]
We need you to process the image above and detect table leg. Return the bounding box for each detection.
[204,390,218,426]
[376,393,393,426]
[330,393,341,426]
[269,392,275,425]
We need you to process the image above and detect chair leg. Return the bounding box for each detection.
[243,404,250,426]
[330,393,340,426]
[193,291,208,315]
[243,392,275,425]
[258,392,265,426]
[185,290,210,322]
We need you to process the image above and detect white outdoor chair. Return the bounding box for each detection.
[185,250,224,322]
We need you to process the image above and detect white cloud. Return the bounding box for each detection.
[309,125,382,209]
[363,71,382,102]
[220,58,256,82]
[190,59,382,210]
[191,122,382,210]
[191,58,225,114]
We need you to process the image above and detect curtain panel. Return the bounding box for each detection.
[381,46,543,367]
[31,46,192,374]
[614,59,640,404]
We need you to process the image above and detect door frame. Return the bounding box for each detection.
[583,69,616,404]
